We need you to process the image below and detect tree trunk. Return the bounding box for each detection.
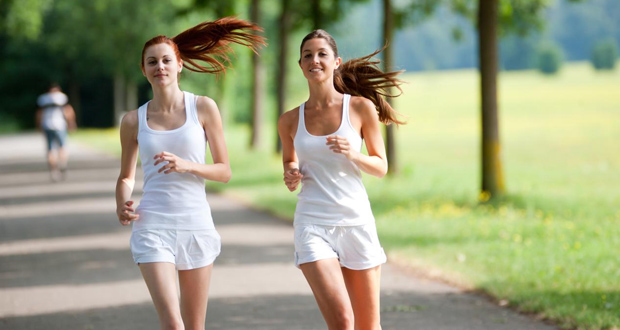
[250,0,265,149]
[276,0,291,153]
[478,0,505,200]
[311,0,322,30]
[383,0,398,175]
[67,79,81,127]
[113,73,126,126]
[125,80,138,112]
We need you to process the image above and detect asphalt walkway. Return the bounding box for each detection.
[0,133,558,330]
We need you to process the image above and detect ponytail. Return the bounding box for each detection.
[141,17,266,76]
[335,48,405,125]
[300,30,405,125]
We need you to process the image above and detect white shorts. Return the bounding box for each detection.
[294,223,387,270]
[130,229,221,270]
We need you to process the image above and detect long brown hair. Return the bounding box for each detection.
[141,17,266,76]
[300,30,405,125]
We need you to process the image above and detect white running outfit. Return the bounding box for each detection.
[293,94,386,269]
[130,91,221,270]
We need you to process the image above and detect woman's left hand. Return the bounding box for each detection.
[326,135,357,161]
[154,151,192,174]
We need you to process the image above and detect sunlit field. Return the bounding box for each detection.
[74,61,620,329]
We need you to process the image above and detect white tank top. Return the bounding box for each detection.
[134,91,214,231]
[37,92,68,131]
[294,94,375,226]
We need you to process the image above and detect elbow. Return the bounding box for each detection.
[220,167,232,183]
[375,162,388,178]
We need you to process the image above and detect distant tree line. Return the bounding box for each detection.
[332,0,619,73]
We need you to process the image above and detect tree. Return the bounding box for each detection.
[390,0,584,200]
[41,0,183,125]
[591,38,619,70]
[382,0,398,174]
[250,0,266,149]
[478,0,505,200]
[536,41,564,74]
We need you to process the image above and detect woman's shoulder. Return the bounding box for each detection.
[278,106,300,130]
[279,106,300,122]
[193,95,221,123]
[121,109,139,127]
[349,96,378,120]
[119,109,140,137]
[194,95,217,112]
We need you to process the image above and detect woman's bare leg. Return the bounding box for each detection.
[342,265,382,330]
[301,258,355,330]
[178,264,213,330]
[139,262,184,330]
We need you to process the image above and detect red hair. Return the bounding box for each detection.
[141,17,266,76]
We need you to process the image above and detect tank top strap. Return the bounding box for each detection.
[297,102,307,136]
[342,94,351,129]
[183,91,201,126]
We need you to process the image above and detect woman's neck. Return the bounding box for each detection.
[306,80,342,109]
[151,84,183,112]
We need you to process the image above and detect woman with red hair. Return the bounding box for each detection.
[115,18,264,329]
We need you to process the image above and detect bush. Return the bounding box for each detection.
[536,42,564,75]
[591,38,618,70]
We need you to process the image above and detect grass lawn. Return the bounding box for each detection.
[74,61,620,330]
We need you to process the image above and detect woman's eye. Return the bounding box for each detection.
[148,61,156,65]
[304,54,311,58]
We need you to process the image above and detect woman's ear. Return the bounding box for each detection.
[335,57,342,69]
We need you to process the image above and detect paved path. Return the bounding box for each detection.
[0,133,558,330]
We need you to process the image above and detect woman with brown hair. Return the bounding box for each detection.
[115,18,264,330]
[278,29,404,330]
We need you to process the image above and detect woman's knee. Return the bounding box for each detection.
[328,310,354,330]
[354,321,381,330]
[160,316,184,330]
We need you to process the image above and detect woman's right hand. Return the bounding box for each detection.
[283,168,303,192]
[117,200,139,226]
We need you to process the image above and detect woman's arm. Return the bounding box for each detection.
[326,97,388,178]
[155,96,231,183]
[116,110,140,226]
[278,108,303,191]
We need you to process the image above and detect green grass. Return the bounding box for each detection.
[0,113,21,134]
[74,62,620,330]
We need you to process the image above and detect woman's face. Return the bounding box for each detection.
[299,37,341,83]
[142,43,183,87]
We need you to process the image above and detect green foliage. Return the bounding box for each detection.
[2,0,54,40]
[591,38,618,70]
[536,41,564,74]
[500,34,538,70]
[0,112,20,133]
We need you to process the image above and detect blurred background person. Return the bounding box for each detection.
[36,83,77,182]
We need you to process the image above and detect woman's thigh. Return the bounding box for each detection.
[301,258,354,328]
[139,262,182,323]
[342,265,382,330]
[178,264,213,330]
